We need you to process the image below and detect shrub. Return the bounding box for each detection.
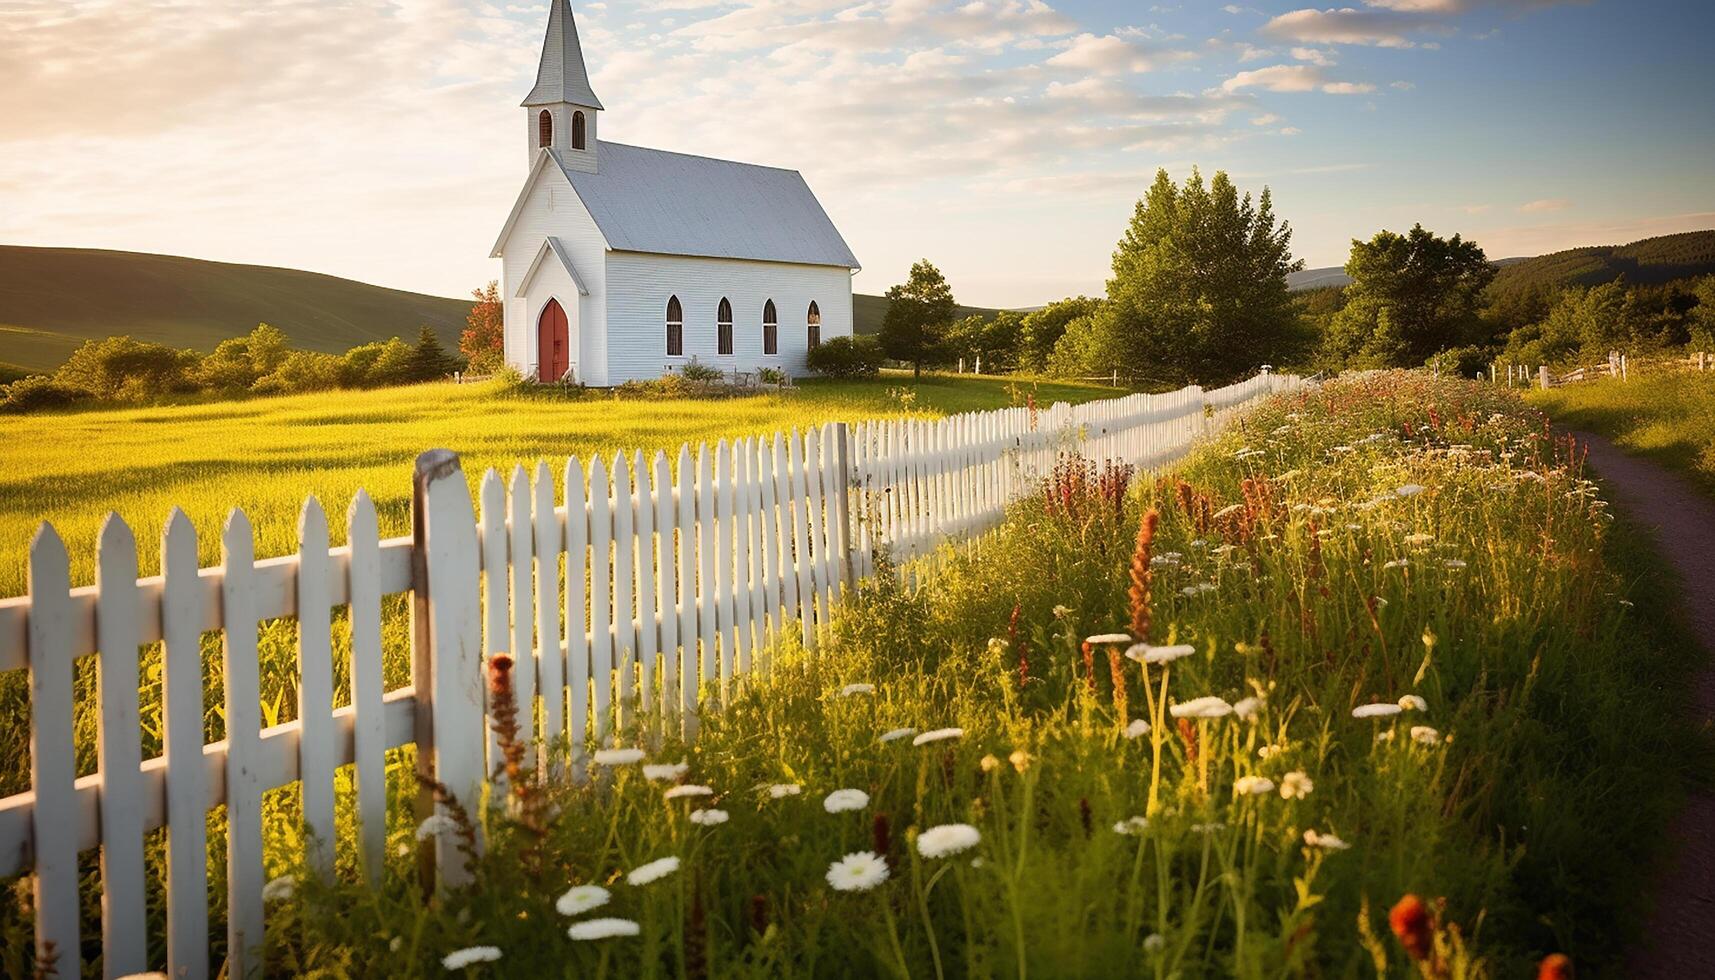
[806,335,882,378]
[0,375,82,413]
[253,350,346,394]
[54,336,200,401]
[1424,345,1491,379]
[758,367,787,386]
[680,358,725,383]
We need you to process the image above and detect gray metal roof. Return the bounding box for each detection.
[522,0,603,109]
[554,143,860,269]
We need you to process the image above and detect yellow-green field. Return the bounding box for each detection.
[1528,369,1715,496]
[0,373,1114,596]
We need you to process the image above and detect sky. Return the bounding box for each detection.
[2,0,1712,308]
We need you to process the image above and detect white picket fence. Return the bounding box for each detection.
[0,371,1301,978]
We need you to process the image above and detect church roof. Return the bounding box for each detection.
[551,142,861,270]
[521,0,603,109]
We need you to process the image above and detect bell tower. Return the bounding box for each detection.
[522,0,602,173]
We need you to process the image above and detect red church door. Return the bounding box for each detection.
[537,299,570,382]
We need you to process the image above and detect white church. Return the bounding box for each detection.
[492,0,860,385]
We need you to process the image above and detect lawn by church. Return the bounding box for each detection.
[0,372,1114,596]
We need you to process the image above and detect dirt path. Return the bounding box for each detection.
[1575,432,1715,978]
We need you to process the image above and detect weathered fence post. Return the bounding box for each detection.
[832,422,855,592]
[411,449,485,890]
[1539,365,1550,389]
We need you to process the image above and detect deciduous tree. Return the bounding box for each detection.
[879,259,956,377]
[1323,224,1493,367]
[460,281,505,374]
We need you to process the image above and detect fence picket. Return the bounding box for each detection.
[478,469,506,779]
[28,524,79,973]
[652,450,676,729]
[160,510,209,978]
[714,440,735,700]
[534,462,563,768]
[296,497,337,883]
[563,456,590,772]
[346,492,386,885]
[588,455,613,742]
[756,439,781,660]
[803,427,829,631]
[732,439,755,677]
[95,515,146,974]
[789,430,816,648]
[612,453,636,731]
[695,444,717,716]
[634,450,658,719]
[508,466,536,768]
[675,445,698,727]
[221,509,265,977]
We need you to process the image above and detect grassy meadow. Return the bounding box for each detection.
[214,372,1695,977]
[0,372,1113,598]
[1528,368,1715,497]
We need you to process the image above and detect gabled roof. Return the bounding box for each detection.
[552,143,861,270]
[518,237,590,297]
[522,0,603,109]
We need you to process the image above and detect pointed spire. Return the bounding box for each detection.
[522,0,603,109]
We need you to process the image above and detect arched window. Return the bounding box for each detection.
[807,301,822,350]
[717,298,734,356]
[538,110,553,148]
[572,111,586,150]
[666,295,683,356]
[762,299,778,355]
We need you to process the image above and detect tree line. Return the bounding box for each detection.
[872,173,1715,385]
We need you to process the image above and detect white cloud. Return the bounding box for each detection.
[1278,126,1302,135]
[1251,113,1281,125]
[1220,64,1372,94]
[1261,8,1432,47]
[1390,80,1416,89]
[1045,32,1193,74]
[1290,46,1335,65]
[1518,198,1571,213]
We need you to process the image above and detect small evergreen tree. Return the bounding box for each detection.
[409,326,460,381]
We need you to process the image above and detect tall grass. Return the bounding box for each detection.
[205,372,1695,977]
[1529,370,1715,498]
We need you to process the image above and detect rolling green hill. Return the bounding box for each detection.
[852,292,1006,336]
[0,246,471,372]
[1485,230,1715,296]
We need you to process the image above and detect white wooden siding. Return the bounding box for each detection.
[604,251,852,384]
[499,165,608,382]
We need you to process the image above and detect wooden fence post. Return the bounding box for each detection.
[411,449,484,890]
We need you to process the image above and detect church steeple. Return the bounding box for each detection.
[522,0,602,172]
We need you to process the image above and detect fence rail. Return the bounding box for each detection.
[0,371,1302,978]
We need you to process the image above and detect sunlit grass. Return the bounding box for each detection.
[1528,369,1715,497]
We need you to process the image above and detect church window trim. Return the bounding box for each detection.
[807,301,822,350]
[762,299,779,356]
[717,297,734,356]
[572,111,586,150]
[538,110,553,148]
[666,295,684,357]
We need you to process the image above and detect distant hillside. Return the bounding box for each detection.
[853,293,1007,336]
[1485,230,1715,296]
[1288,255,1531,292]
[0,246,470,372]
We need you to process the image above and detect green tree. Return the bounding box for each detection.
[1056,168,1302,384]
[879,259,957,377]
[460,281,506,374]
[195,323,291,391]
[1019,297,1101,373]
[54,336,199,401]
[943,310,1024,373]
[1324,224,1494,367]
[409,326,461,381]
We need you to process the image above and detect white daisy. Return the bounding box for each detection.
[556,884,611,916]
[840,683,875,697]
[690,808,729,826]
[1113,816,1149,836]
[824,789,870,813]
[1303,829,1351,851]
[643,762,689,781]
[1126,643,1195,664]
[767,783,802,799]
[568,918,641,941]
[663,784,715,800]
[592,748,646,766]
[1234,775,1275,796]
[912,728,963,746]
[1170,696,1233,719]
[1085,633,1132,645]
[1396,484,1425,497]
[626,856,681,886]
[1124,718,1152,739]
[916,823,982,858]
[1352,703,1403,718]
[1410,726,1442,745]
[1143,933,1166,953]
[1279,771,1314,800]
[1397,694,1427,712]
[879,727,918,743]
[1258,744,1284,759]
[1382,558,1410,569]
[441,946,502,970]
[262,875,294,903]
[825,851,890,892]
[1233,697,1262,720]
